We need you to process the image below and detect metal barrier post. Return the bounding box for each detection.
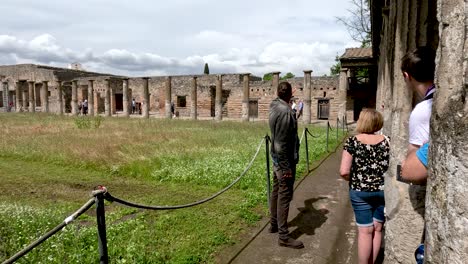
[336,117,339,142]
[264,135,271,206]
[96,193,109,264]
[342,115,345,134]
[326,121,330,152]
[305,128,310,172]
[345,115,349,132]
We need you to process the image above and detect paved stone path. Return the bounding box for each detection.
[221,149,359,264]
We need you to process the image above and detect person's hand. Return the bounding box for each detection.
[282,169,293,178]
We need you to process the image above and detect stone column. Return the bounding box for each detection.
[425,1,468,263]
[28,81,35,113]
[104,79,111,117]
[71,80,78,115]
[22,82,28,111]
[57,81,63,115]
[122,78,129,117]
[215,74,223,121]
[41,81,49,113]
[272,72,281,91]
[303,70,313,123]
[337,68,348,120]
[15,81,21,112]
[142,77,150,118]
[2,82,9,111]
[110,84,116,115]
[165,76,172,119]
[88,80,94,117]
[191,76,197,120]
[95,92,101,114]
[241,73,250,122]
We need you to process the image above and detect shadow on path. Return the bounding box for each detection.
[288,197,329,240]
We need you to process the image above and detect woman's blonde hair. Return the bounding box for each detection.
[356,108,384,133]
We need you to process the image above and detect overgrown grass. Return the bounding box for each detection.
[0,113,345,263]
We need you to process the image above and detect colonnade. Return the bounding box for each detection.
[2,70,317,123]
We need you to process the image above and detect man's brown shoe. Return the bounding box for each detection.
[278,238,304,249]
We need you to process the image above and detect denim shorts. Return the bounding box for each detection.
[349,189,385,227]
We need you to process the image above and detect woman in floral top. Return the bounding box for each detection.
[340,109,390,264]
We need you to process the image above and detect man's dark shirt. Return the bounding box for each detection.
[269,97,299,171]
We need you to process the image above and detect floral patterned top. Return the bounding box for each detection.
[343,135,390,192]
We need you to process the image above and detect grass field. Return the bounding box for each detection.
[0,113,344,263]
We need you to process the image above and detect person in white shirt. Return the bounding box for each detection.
[401,47,436,153]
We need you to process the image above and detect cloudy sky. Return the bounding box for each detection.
[0,0,359,77]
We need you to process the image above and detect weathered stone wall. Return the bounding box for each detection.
[425,1,468,263]
[0,64,341,121]
[372,0,439,263]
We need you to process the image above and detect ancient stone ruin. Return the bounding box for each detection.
[0,53,376,123]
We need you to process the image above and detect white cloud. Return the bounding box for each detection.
[0,33,360,77]
[0,0,362,77]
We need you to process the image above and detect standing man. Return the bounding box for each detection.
[269,81,303,249]
[132,98,136,114]
[401,46,436,263]
[401,47,436,153]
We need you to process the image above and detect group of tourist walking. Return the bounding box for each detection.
[268,47,435,264]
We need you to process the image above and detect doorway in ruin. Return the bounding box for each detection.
[63,82,72,113]
[115,94,123,111]
[317,99,330,119]
[210,87,231,117]
[35,83,42,107]
[249,99,258,118]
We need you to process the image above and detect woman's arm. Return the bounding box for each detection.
[340,150,352,181]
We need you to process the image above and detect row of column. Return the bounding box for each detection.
[7,80,49,113]
[269,71,314,124]
[5,71,317,122]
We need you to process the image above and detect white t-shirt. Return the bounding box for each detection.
[409,90,434,146]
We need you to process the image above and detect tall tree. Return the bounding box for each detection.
[280,72,295,80]
[203,63,210,74]
[337,0,371,47]
[330,56,341,76]
[263,73,273,81]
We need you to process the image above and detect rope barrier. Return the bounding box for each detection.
[305,128,320,138]
[327,122,334,132]
[299,128,305,144]
[2,196,99,264]
[103,138,265,210]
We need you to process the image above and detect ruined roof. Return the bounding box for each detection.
[339,48,375,68]
[340,48,373,60]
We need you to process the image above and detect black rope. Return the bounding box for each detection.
[2,198,96,264]
[305,128,320,138]
[328,122,334,132]
[103,138,265,210]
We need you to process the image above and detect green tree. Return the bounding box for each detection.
[280,72,295,80]
[263,73,273,81]
[330,56,341,76]
[337,0,371,47]
[203,63,210,74]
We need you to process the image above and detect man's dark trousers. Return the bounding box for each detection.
[270,164,296,240]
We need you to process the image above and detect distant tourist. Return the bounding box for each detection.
[83,99,88,115]
[132,98,136,114]
[291,99,297,113]
[340,109,390,264]
[268,81,303,249]
[171,102,175,118]
[297,99,304,119]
